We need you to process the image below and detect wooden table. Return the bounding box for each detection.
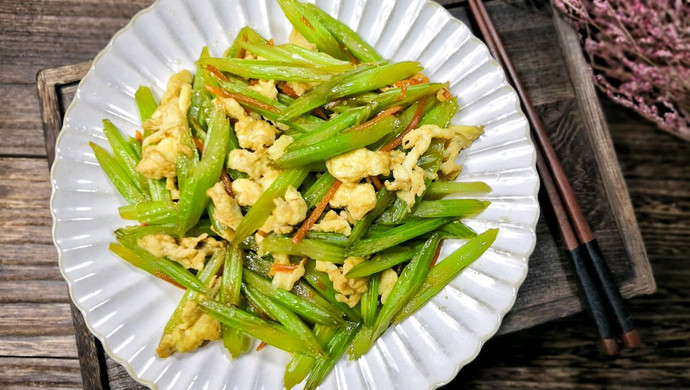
[1,0,688,388]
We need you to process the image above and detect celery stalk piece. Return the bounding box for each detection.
[440,220,477,239]
[242,284,325,357]
[224,26,268,58]
[369,234,442,343]
[109,241,210,295]
[260,235,346,263]
[303,3,382,63]
[277,114,400,168]
[302,259,363,323]
[201,58,339,82]
[90,142,148,205]
[360,273,380,327]
[304,322,361,390]
[118,200,177,225]
[148,178,171,202]
[176,106,229,235]
[232,167,309,245]
[302,172,337,208]
[278,62,422,121]
[134,86,158,124]
[393,228,499,323]
[277,0,347,60]
[424,181,492,198]
[346,187,396,249]
[287,106,371,152]
[220,246,248,358]
[303,232,349,247]
[102,119,150,196]
[347,218,451,257]
[243,269,344,327]
[284,324,338,390]
[410,199,491,219]
[197,298,322,357]
[345,244,421,279]
[239,42,354,68]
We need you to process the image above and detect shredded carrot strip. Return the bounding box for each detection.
[279,83,300,99]
[316,280,327,291]
[393,73,430,89]
[312,107,329,120]
[369,176,383,191]
[256,230,268,238]
[221,170,233,197]
[300,15,314,30]
[344,106,403,133]
[429,243,443,269]
[192,137,204,153]
[442,89,453,100]
[135,130,143,143]
[271,264,300,273]
[396,83,409,101]
[205,64,230,82]
[292,180,342,245]
[379,98,427,152]
[267,38,275,46]
[205,85,280,114]
[153,271,186,290]
[256,341,268,351]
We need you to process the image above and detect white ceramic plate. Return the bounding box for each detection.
[51,0,539,388]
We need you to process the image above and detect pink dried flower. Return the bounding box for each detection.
[554,0,690,140]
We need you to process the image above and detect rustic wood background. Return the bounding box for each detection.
[1,0,688,389]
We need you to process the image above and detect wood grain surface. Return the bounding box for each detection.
[1,0,688,389]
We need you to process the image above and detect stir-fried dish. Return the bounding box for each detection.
[91,0,499,388]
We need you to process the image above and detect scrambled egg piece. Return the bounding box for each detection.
[269,254,306,291]
[315,257,368,308]
[329,182,377,221]
[438,125,483,180]
[137,70,193,180]
[289,29,317,51]
[385,149,426,210]
[260,186,308,234]
[235,116,279,151]
[379,268,398,304]
[284,81,319,97]
[157,297,221,358]
[231,178,263,206]
[267,135,294,161]
[258,168,282,190]
[206,182,243,239]
[249,79,278,100]
[227,149,273,179]
[325,148,391,183]
[312,210,352,236]
[137,233,222,271]
[216,96,247,120]
[166,177,180,200]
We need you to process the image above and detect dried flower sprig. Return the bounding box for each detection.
[554,0,690,141]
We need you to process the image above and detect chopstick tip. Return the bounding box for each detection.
[601,339,619,356]
[622,329,641,348]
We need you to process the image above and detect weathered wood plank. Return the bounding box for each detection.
[0,357,82,390]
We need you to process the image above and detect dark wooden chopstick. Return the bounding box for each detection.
[467,0,640,352]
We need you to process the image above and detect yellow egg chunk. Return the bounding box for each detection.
[157,298,221,358]
[137,233,222,271]
[260,186,308,234]
[311,210,352,236]
[235,116,279,151]
[269,254,306,291]
[206,182,243,241]
[329,182,377,221]
[325,148,391,183]
[231,178,263,207]
[315,257,369,308]
[379,268,399,304]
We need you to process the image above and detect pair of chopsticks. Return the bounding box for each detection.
[466,0,640,355]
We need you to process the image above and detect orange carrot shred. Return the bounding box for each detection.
[205,64,230,82]
[369,176,383,191]
[279,83,300,99]
[256,230,268,238]
[429,243,443,269]
[292,180,342,245]
[221,170,233,197]
[153,271,186,290]
[135,130,143,143]
[192,137,204,153]
[396,83,408,101]
[316,280,327,291]
[256,341,268,351]
[205,85,280,114]
[300,15,314,30]
[345,106,403,133]
[267,38,275,46]
[271,264,300,273]
[379,97,427,152]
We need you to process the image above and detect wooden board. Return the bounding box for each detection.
[35,1,655,388]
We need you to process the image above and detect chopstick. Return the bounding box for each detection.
[466,0,640,353]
